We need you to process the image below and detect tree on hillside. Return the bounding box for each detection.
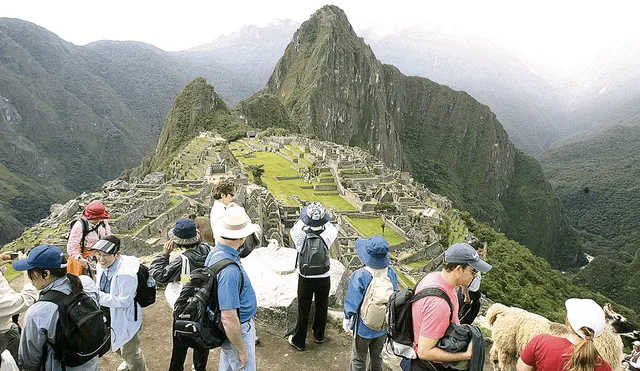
[246,164,265,187]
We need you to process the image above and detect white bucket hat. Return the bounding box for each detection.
[213,206,258,240]
[565,298,605,338]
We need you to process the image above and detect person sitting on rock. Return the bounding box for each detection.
[67,200,111,277]
[149,218,212,371]
[343,236,398,371]
[287,201,338,351]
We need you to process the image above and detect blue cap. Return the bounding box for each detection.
[355,235,391,269]
[167,218,201,245]
[12,244,67,271]
[444,243,492,272]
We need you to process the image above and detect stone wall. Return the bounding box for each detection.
[110,192,171,233]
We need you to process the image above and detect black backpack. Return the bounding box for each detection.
[296,227,330,276]
[134,264,156,321]
[68,218,105,253]
[386,287,452,359]
[40,290,111,368]
[173,258,244,349]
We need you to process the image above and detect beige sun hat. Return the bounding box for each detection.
[213,206,258,240]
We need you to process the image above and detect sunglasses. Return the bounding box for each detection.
[469,267,479,276]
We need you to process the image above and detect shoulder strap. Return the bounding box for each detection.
[410,287,454,323]
[39,289,69,306]
[78,218,104,253]
[211,258,244,295]
[180,254,190,276]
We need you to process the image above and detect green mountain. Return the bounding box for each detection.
[241,5,577,268]
[540,124,640,262]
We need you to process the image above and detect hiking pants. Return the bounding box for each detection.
[349,333,385,371]
[457,289,481,325]
[168,323,209,371]
[116,329,146,371]
[291,275,330,348]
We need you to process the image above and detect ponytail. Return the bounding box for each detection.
[564,327,604,371]
[66,273,84,294]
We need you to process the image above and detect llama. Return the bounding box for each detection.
[487,303,633,371]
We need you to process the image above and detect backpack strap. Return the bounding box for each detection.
[410,287,454,323]
[180,255,190,276]
[39,290,71,371]
[210,258,244,296]
[78,218,104,253]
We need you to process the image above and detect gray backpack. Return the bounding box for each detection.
[296,227,330,276]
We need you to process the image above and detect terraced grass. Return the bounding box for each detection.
[396,269,415,289]
[343,216,406,246]
[232,150,356,211]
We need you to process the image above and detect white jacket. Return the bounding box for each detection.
[96,255,142,351]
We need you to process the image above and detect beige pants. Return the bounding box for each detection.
[116,329,147,371]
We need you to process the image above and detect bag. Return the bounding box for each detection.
[296,227,329,276]
[360,267,395,331]
[67,218,105,253]
[165,255,190,309]
[386,287,452,359]
[39,290,111,367]
[134,263,156,321]
[0,350,18,371]
[173,258,244,349]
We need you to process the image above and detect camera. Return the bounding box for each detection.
[9,252,19,260]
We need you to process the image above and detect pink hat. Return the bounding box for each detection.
[82,200,110,220]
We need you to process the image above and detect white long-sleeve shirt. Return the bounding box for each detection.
[289,219,338,278]
[0,272,37,333]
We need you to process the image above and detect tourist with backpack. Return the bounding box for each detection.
[149,218,212,371]
[288,201,338,351]
[399,243,491,370]
[66,200,111,277]
[206,206,259,371]
[91,236,148,371]
[343,236,398,371]
[13,244,108,370]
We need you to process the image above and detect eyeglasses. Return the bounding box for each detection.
[469,267,479,276]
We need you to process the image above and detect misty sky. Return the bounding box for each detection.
[3,0,639,74]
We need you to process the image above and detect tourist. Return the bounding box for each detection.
[206,207,259,371]
[67,200,111,276]
[209,179,237,230]
[402,242,491,370]
[288,201,338,351]
[0,252,37,364]
[517,298,612,371]
[149,218,212,371]
[457,239,486,325]
[13,244,100,370]
[623,340,640,370]
[91,236,147,371]
[344,236,398,371]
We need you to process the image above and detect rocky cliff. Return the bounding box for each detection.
[243,5,576,267]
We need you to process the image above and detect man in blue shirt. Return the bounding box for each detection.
[206,206,259,371]
[343,236,399,371]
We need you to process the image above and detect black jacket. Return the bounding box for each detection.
[149,243,213,283]
[409,324,485,371]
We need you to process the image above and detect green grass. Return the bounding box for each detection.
[396,270,415,289]
[232,150,356,211]
[405,259,428,269]
[3,266,21,283]
[343,216,406,246]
